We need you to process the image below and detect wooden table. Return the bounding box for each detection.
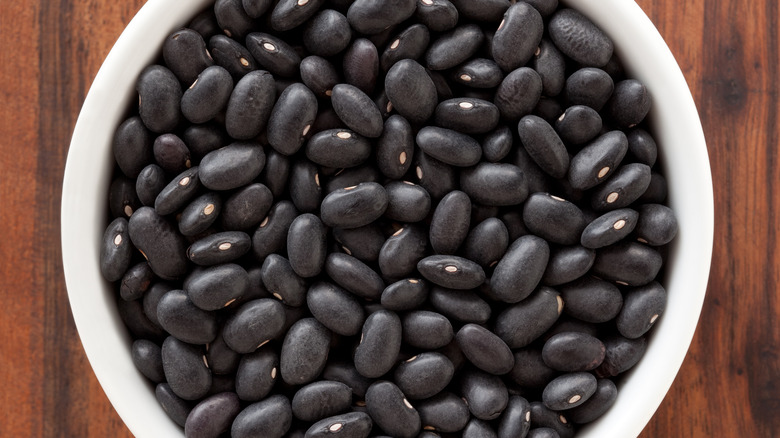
[0,0,776,436]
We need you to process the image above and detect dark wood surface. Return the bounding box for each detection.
[0,0,776,436]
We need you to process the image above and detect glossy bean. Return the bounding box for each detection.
[595,335,648,378]
[208,34,256,82]
[616,281,667,339]
[137,65,182,133]
[394,352,455,399]
[565,67,614,112]
[303,9,352,57]
[426,24,484,71]
[270,0,326,31]
[542,372,597,410]
[417,255,486,289]
[136,164,167,207]
[453,58,503,89]
[542,245,595,286]
[429,287,491,324]
[156,383,193,427]
[457,324,514,375]
[251,200,298,259]
[565,378,618,424]
[320,182,388,229]
[385,59,438,124]
[331,84,384,138]
[635,203,678,246]
[495,287,562,348]
[460,369,509,421]
[231,395,292,438]
[492,2,543,72]
[153,133,191,175]
[494,67,542,121]
[120,262,154,301]
[162,336,212,401]
[606,79,651,128]
[114,116,153,179]
[304,411,373,438]
[223,298,286,353]
[100,218,132,282]
[346,0,417,35]
[131,339,165,383]
[280,318,331,385]
[568,130,629,191]
[184,392,241,438]
[549,8,613,67]
[128,206,189,279]
[559,276,623,323]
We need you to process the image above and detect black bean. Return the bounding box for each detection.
[429,287,491,324]
[128,206,189,279]
[131,339,165,383]
[414,0,458,32]
[235,347,278,401]
[232,395,293,438]
[429,190,471,254]
[224,70,275,139]
[559,276,623,323]
[215,0,256,40]
[376,115,414,179]
[242,0,273,18]
[565,67,614,112]
[460,162,528,207]
[457,324,514,375]
[189,8,221,39]
[565,378,617,424]
[508,348,556,388]
[143,282,173,329]
[289,159,322,213]
[417,255,486,289]
[119,262,154,301]
[161,336,212,401]
[332,224,385,262]
[385,59,438,124]
[300,56,340,98]
[495,287,562,348]
[528,428,561,438]
[449,0,509,22]
[365,381,420,438]
[188,231,251,266]
[378,225,428,279]
[626,128,658,166]
[477,126,511,163]
[555,105,602,146]
[542,245,595,286]
[378,279,426,311]
[401,310,453,349]
[286,214,327,278]
[533,38,566,97]
[453,58,503,89]
[497,396,531,438]
[199,142,266,191]
[380,24,429,72]
[261,150,290,199]
[517,115,569,179]
[304,9,352,57]
[184,392,241,438]
[638,171,668,204]
[635,203,678,246]
[156,383,193,427]
[137,65,182,133]
[163,28,215,89]
[156,289,218,344]
[549,8,613,67]
[461,218,509,269]
[208,34,257,82]
[267,82,318,154]
[354,310,402,378]
[490,235,549,303]
[261,254,308,306]
[606,79,651,128]
[221,183,272,231]
[568,131,641,194]
[184,122,227,163]
[307,281,365,336]
[324,164,382,194]
[494,67,542,121]
[322,361,374,399]
[136,164,167,207]
[280,318,331,385]
[616,281,667,339]
[522,193,586,245]
[416,126,482,167]
[346,0,417,35]
[426,24,484,71]
[492,2,543,72]
[415,391,469,433]
[100,218,132,282]
[463,418,498,438]
[320,182,388,229]
[529,402,574,438]
[383,181,431,223]
[542,372,597,410]
[331,84,384,138]
[153,133,191,175]
[542,332,605,372]
[223,298,286,353]
[595,334,648,378]
[305,411,373,438]
[460,369,509,421]
[591,163,650,211]
[414,152,457,201]
[394,352,455,399]
[118,297,168,342]
[595,239,662,287]
[325,252,385,300]
[434,98,500,135]
[580,208,638,249]
[342,39,379,95]
[114,116,153,179]
[179,192,222,237]
[206,327,241,375]
[524,0,558,16]
[291,381,352,423]
[186,263,249,311]
[251,200,299,259]
[270,0,326,31]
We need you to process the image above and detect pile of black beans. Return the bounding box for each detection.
[100,0,680,436]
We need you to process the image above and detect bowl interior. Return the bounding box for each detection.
[62,1,713,437]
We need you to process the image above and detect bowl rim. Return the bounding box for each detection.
[62,1,713,437]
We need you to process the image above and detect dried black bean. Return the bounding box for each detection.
[303,9,352,57]
[251,200,299,260]
[266,82,318,154]
[324,165,382,194]
[380,24,429,72]
[497,396,531,438]
[495,287,562,348]
[354,310,402,378]
[332,224,385,262]
[118,297,168,342]
[305,411,373,438]
[417,255,486,289]
[200,142,266,191]
[394,352,455,399]
[261,254,308,306]
[523,193,586,245]
[376,115,414,179]
[242,0,273,18]
[331,84,384,138]
[325,253,385,300]
[260,150,290,199]
[429,190,471,254]
[153,133,191,175]
[383,181,431,223]
[542,245,595,286]
[461,163,528,207]
[136,164,167,207]
[157,289,218,344]
[120,262,154,301]
[291,380,352,423]
[184,122,227,163]
[215,0,255,40]
[542,372,597,411]
[517,115,569,179]
[426,24,484,71]
[184,392,241,438]
[559,276,623,323]
[280,318,331,385]
[638,171,668,203]
[385,59,438,124]
[580,208,638,249]
[492,2,543,72]
[224,70,275,139]
[457,324,514,375]
[270,0,326,31]
[555,105,602,146]
[100,217,132,282]
[378,225,428,279]
[529,402,574,438]
[542,332,605,372]
[287,214,327,278]
[307,281,365,336]
[322,361,373,399]
[342,39,379,95]
[565,67,614,112]
[463,418,498,438]
[434,98,500,135]
[137,65,182,134]
[549,8,613,67]
[533,38,566,97]
[235,347,278,401]
[128,206,189,279]
[453,58,503,89]
[568,130,628,191]
[221,183,272,231]
[321,182,388,229]
[189,232,250,266]
[208,35,257,82]
[417,126,482,167]
[635,203,678,246]
[594,240,662,287]
[300,56,340,98]
[186,263,248,311]
[143,282,173,329]
[114,116,153,179]
[528,428,561,438]
[180,65,232,125]
[401,310,453,349]
[346,0,417,35]
[429,287,491,324]
[494,67,542,121]
[460,369,509,421]
[626,128,658,166]
[509,348,556,388]
[414,152,458,201]
[189,8,221,39]
[223,298,285,353]
[565,378,617,424]
[415,391,470,433]
[449,0,509,22]
[179,192,222,237]
[132,339,165,383]
[162,336,212,401]
[156,383,193,427]
[606,79,651,128]
[462,218,510,269]
[616,281,667,339]
[289,159,322,213]
[595,334,648,378]
[231,395,292,438]
[491,235,549,303]
[206,327,241,375]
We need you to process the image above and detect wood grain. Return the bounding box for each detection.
[0,0,778,437]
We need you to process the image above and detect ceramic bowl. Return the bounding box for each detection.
[62,1,713,436]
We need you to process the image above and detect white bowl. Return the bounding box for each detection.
[62,1,713,437]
